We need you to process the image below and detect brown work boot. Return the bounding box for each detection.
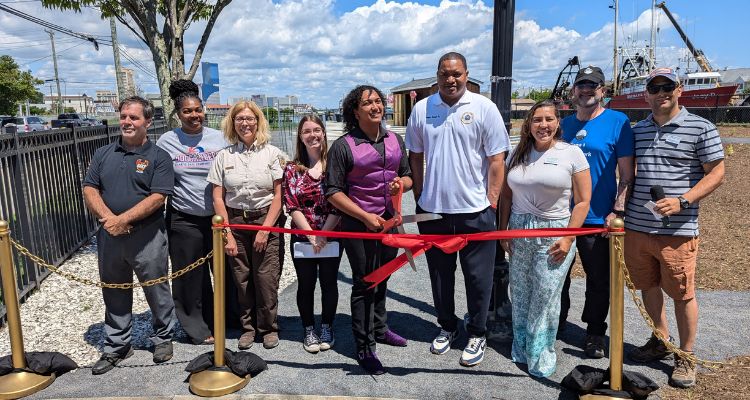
[629,334,674,363]
[263,332,279,349]
[238,332,255,350]
[670,353,697,388]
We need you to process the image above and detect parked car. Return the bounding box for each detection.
[82,118,104,126]
[51,113,85,128]
[0,115,47,133]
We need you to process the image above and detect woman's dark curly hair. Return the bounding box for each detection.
[169,79,202,109]
[341,85,385,134]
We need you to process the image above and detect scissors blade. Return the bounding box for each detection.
[400,213,443,224]
[396,225,417,271]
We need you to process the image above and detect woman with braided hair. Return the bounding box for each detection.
[156,79,228,345]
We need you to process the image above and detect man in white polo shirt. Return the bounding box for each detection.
[406,52,511,367]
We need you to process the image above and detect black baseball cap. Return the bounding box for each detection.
[574,66,605,86]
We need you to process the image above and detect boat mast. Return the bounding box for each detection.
[649,0,656,72]
[612,0,619,93]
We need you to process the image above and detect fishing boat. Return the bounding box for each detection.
[607,1,738,109]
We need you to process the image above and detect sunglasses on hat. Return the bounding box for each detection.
[646,82,677,94]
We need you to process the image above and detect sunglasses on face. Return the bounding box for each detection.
[575,82,600,90]
[646,82,677,94]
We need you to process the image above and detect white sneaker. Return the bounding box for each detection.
[430,329,458,355]
[460,335,486,366]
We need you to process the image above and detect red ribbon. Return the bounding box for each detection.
[222,180,609,288]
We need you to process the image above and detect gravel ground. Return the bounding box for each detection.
[0,230,298,367]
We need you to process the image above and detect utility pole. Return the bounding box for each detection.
[110,17,126,102]
[613,0,620,93]
[649,0,656,72]
[45,29,63,115]
[490,0,515,134]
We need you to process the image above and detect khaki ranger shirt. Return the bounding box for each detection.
[207,141,286,210]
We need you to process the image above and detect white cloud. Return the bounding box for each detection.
[0,0,720,108]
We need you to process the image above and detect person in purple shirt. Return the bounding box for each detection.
[325,85,412,375]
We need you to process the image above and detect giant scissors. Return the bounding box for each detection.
[380,180,441,271]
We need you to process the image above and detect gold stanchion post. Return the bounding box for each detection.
[580,218,630,400]
[189,216,250,397]
[0,220,55,399]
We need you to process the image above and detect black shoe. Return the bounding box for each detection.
[153,341,173,363]
[92,347,134,375]
[629,334,674,363]
[584,334,607,359]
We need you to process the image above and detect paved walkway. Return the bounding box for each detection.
[27,195,750,399]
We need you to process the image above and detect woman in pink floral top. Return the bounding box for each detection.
[283,114,342,353]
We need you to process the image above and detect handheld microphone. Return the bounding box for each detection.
[650,185,670,228]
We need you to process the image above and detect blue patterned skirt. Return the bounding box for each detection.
[508,212,576,377]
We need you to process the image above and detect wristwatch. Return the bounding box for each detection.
[678,196,690,210]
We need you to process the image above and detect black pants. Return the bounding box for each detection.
[342,215,396,352]
[166,208,214,344]
[291,236,342,327]
[560,224,610,336]
[418,206,497,337]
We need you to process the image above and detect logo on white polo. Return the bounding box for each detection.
[461,112,474,125]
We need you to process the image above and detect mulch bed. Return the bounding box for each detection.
[567,129,750,398]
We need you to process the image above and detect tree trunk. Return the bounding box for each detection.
[151,34,177,130]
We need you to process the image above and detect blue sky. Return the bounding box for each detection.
[0,0,747,108]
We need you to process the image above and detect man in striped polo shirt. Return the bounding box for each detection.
[624,67,725,389]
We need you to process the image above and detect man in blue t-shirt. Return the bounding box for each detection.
[559,66,635,359]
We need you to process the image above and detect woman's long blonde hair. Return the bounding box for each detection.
[220,100,271,146]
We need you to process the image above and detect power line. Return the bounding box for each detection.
[0,3,101,50]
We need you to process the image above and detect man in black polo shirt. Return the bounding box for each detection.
[83,96,176,375]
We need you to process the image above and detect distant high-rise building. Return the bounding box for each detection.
[228,96,252,104]
[251,94,268,107]
[267,95,299,108]
[201,62,221,104]
[118,68,136,97]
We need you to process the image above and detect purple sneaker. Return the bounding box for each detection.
[357,350,385,375]
[375,330,408,347]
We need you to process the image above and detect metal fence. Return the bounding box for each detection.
[511,106,750,124]
[0,121,168,319]
[205,112,297,157]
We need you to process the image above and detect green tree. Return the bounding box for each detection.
[263,107,278,125]
[528,88,553,102]
[0,55,44,115]
[28,106,49,115]
[511,90,519,99]
[42,0,233,127]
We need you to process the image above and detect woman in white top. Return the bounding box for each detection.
[498,100,591,377]
[207,100,287,351]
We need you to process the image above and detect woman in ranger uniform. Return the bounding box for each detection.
[208,100,287,351]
